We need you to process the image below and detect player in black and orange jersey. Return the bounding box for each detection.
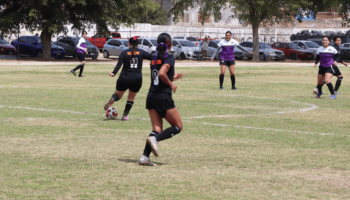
[104,37,152,120]
[138,33,184,166]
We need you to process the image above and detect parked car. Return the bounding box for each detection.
[172,39,202,60]
[343,43,350,47]
[54,36,99,59]
[305,39,350,60]
[102,39,129,58]
[290,40,319,57]
[137,38,177,58]
[239,41,285,61]
[271,42,314,60]
[197,40,244,60]
[11,36,65,58]
[0,39,16,55]
[173,36,199,45]
[87,32,122,51]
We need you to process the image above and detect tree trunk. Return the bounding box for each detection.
[252,24,260,61]
[40,29,52,60]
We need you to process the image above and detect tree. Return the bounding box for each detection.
[169,0,336,61]
[140,3,167,25]
[0,0,153,59]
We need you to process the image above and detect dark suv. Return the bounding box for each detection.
[54,36,99,59]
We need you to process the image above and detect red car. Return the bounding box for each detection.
[271,42,314,60]
[87,32,122,50]
[0,38,17,55]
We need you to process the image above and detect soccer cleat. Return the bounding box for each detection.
[138,155,156,166]
[121,116,129,121]
[232,86,237,90]
[316,92,323,98]
[70,70,76,76]
[313,87,318,95]
[219,86,223,90]
[78,75,84,77]
[104,98,115,111]
[329,94,336,99]
[334,91,341,95]
[146,136,159,157]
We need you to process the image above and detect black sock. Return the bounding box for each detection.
[317,84,323,94]
[111,94,120,101]
[334,77,343,91]
[143,131,158,157]
[73,64,82,71]
[123,101,134,116]
[155,126,180,142]
[327,83,335,95]
[79,65,84,76]
[322,80,326,86]
[219,74,224,87]
[230,75,235,87]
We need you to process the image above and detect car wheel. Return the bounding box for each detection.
[180,53,186,60]
[259,53,266,61]
[290,53,297,60]
[274,59,280,61]
[103,50,109,58]
[73,52,76,59]
[247,57,253,60]
[36,50,42,58]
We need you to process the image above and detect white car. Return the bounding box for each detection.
[172,39,202,60]
[102,39,129,58]
[137,38,177,58]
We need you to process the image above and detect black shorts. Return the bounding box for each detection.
[332,65,342,76]
[116,75,142,93]
[77,53,85,61]
[146,92,175,118]
[220,60,235,66]
[318,66,334,75]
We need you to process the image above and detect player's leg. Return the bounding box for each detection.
[71,61,83,76]
[78,61,85,77]
[219,64,226,89]
[104,90,126,110]
[334,75,343,95]
[316,74,325,98]
[228,63,237,90]
[121,91,137,121]
[325,72,336,99]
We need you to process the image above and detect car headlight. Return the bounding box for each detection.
[185,49,193,53]
[268,51,276,55]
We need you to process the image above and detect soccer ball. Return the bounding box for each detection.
[106,107,118,119]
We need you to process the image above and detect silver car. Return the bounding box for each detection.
[172,39,202,60]
[291,40,319,57]
[102,39,129,58]
[137,38,177,58]
[239,41,285,61]
[198,40,244,60]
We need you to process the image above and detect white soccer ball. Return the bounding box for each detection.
[106,107,118,119]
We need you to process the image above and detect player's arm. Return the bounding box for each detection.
[76,38,86,51]
[110,54,124,77]
[173,73,183,81]
[159,63,177,93]
[143,50,153,60]
[211,42,222,61]
[314,54,320,68]
[334,49,340,67]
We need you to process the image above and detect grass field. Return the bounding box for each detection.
[1,62,350,199]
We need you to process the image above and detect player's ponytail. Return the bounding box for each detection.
[129,37,138,61]
[153,33,172,68]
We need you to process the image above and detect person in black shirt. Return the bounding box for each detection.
[138,33,184,166]
[104,37,152,120]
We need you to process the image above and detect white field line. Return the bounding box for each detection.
[0,105,102,116]
[185,93,318,119]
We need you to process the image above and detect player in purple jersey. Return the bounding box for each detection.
[210,31,253,90]
[70,31,88,77]
[313,36,340,99]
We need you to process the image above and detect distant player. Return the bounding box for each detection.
[211,31,253,90]
[313,36,347,95]
[71,31,88,77]
[104,37,152,120]
[314,36,340,99]
[138,33,184,166]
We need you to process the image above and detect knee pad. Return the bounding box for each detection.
[338,77,343,81]
[173,126,181,135]
[111,94,120,101]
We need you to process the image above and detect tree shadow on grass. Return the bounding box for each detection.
[118,158,166,166]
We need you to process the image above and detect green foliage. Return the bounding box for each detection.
[139,3,167,25]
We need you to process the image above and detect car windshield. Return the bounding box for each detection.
[34,37,42,44]
[287,43,300,49]
[123,41,129,47]
[259,43,272,49]
[178,40,196,47]
[150,40,158,46]
[0,39,7,44]
[73,38,93,45]
[305,42,319,48]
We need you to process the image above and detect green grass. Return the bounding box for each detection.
[0,63,350,199]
